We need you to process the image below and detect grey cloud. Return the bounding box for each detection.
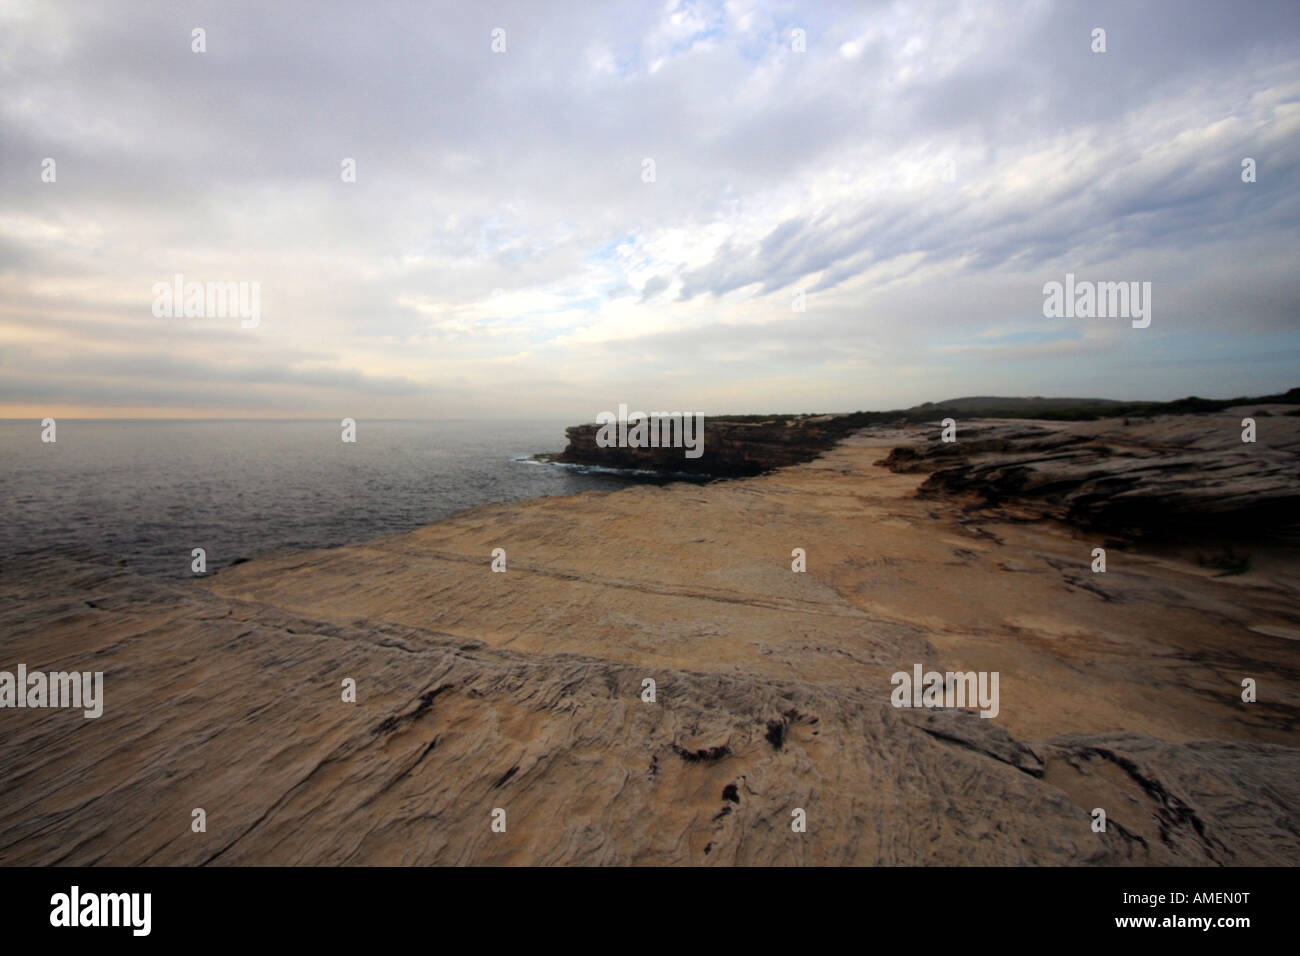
[1,0,1297,416]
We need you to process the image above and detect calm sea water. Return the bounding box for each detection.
[0,419,643,577]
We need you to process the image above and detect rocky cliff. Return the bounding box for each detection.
[553,416,849,476]
[880,410,1300,542]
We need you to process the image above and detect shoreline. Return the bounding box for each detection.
[1,416,1296,864]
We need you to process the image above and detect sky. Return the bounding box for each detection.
[1,0,1298,419]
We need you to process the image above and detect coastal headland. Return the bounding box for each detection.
[1,401,1297,865]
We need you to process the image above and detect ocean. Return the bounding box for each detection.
[0,419,644,577]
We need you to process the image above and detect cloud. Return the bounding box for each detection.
[1,0,1297,417]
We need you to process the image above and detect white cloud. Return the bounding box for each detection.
[1,0,1297,417]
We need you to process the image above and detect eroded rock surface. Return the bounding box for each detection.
[1,425,1296,865]
[881,412,1300,541]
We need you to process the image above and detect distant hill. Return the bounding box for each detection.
[710,387,1300,430]
[876,388,1300,425]
[917,396,1125,415]
[917,388,1300,422]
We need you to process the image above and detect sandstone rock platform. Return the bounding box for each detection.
[1,421,1296,865]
